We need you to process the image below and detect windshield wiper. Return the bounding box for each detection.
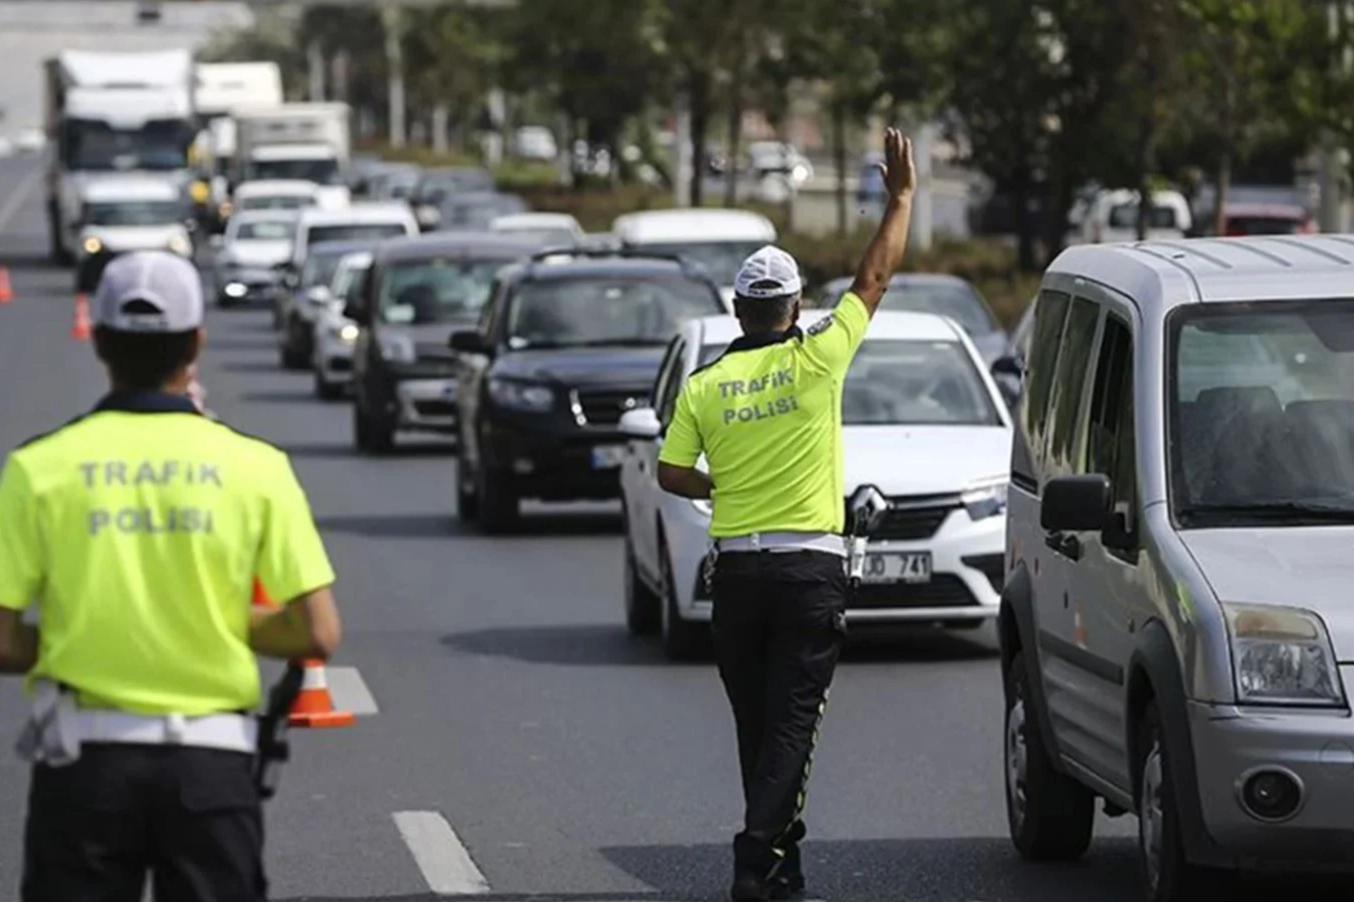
[1179,501,1354,523]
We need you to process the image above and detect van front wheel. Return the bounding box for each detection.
[1138,701,1220,899]
[1004,651,1095,860]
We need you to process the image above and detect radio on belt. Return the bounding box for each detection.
[846,485,889,585]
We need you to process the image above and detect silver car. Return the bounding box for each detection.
[312,251,372,400]
[1003,234,1354,897]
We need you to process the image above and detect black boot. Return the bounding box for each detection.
[768,824,806,901]
[731,833,776,901]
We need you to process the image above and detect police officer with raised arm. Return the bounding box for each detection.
[0,251,342,901]
[657,128,916,902]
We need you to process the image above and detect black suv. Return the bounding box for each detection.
[344,232,545,453]
[450,249,727,532]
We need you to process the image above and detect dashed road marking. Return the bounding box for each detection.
[0,166,41,236]
[325,665,379,716]
[393,811,491,896]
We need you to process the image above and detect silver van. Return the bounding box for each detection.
[1002,235,1354,897]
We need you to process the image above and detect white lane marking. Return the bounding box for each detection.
[393,811,491,896]
[0,166,41,236]
[325,666,379,716]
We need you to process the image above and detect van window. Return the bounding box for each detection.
[1045,297,1100,476]
[1085,315,1137,553]
[1020,290,1071,471]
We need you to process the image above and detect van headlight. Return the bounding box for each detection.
[488,378,554,412]
[1224,603,1345,706]
[961,476,1009,520]
[82,236,103,255]
[338,323,359,343]
[168,234,192,256]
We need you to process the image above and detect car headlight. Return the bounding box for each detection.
[168,234,192,256]
[338,323,359,343]
[83,236,103,255]
[378,334,415,364]
[488,378,554,412]
[961,476,1009,520]
[1224,603,1345,706]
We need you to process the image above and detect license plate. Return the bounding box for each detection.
[590,444,627,469]
[862,551,932,584]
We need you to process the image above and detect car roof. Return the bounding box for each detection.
[83,178,180,202]
[821,272,974,291]
[1047,234,1354,309]
[375,231,545,263]
[612,208,777,243]
[307,239,383,257]
[297,203,415,225]
[230,209,299,225]
[690,310,966,347]
[235,180,317,197]
[503,253,699,283]
[491,212,579,229]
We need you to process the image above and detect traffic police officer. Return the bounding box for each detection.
[0,251,342,901]
[657,128,916,902]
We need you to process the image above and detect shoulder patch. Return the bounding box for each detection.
[807,315,835,336]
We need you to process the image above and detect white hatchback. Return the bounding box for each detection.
[618,310,1014,658]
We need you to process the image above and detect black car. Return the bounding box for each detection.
[344,232,546,453]
[449,249,728,533]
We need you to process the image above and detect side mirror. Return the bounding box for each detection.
[306,285,333,306]
[618,407,661,439]
[343,300,370,326]
[991,355,1022,378]
[448,329,489,355]
[1040,475,1113,532]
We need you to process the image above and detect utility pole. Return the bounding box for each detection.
[381,4,406,149]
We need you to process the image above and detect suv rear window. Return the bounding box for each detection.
[506,276,724,349]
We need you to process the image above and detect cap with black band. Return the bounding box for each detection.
[94,251,204,334]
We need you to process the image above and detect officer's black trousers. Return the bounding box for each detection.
[711,549,847,879]
[21,743,266,902]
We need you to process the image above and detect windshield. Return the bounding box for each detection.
[307,223,408,246]
[378,257,508,324]
[885,281,999,334]
[65,118,192,171]
[1109,203,1179,230]
[301,252,347,289]
[234,220,293,241]
[509,276,724,348]
[442,200,525,229]
[419,170,494,201]
[252,158,341,184]
[85,201,183,227]
[700,340,1002,426]
[1171,301,1354,523]
[632,241,767,287]
[240,195,313,211]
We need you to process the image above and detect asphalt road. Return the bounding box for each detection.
[0,152,1152,902]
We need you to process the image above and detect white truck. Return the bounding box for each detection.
[44,49,197,264]
[193,62,284,227]
[231,103,352,208]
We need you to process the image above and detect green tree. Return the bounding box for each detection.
[1173,0,1315,234]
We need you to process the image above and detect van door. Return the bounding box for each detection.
[1064,308,1139,791]
[1032,293,1103,766]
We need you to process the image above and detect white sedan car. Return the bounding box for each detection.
[311,250,372,400]
[619,311,1013,658]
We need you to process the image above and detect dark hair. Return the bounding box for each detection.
[733,280,800,333]
[93,325,200,390]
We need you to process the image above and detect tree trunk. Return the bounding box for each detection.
[1013,174,1036,272]
[1213,148,1232,236]
[688,68,710,208]
[724,63,745,208]
[833,100,848,237]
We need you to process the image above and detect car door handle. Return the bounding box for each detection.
[1044,532,1082,561]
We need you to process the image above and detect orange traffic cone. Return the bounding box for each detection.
[289,660,355,728]
[251,578,353,729]
[72,293,91,340]
[0,267,13,304]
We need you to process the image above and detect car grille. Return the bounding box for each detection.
[413,400,456,417]
[573,389,649,427]
[962,553,1005,594]
[847,493,960,540]
[852,575,978,610]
